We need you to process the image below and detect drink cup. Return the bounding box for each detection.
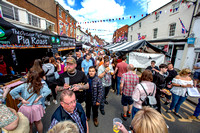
[113,118,122,133]
[64,77,69,85]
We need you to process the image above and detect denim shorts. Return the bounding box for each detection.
[193,72,200,80]
[121,94,133,106]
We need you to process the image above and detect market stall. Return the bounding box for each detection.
[108,40,170,68]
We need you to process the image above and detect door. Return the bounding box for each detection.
[174,50,184,70]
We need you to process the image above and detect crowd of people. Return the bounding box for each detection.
[0,47,200,133]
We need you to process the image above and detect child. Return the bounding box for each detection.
[86,66,103,127]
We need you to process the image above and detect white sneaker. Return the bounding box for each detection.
[53,100,58,104]
[47,101,50,106]
[44,101,49,105]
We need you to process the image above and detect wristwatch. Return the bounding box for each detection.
[180,85,182,87]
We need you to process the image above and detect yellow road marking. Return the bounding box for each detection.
[161,107,175,122]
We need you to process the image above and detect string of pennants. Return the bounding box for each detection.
[77,0,193,25]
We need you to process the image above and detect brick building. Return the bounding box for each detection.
[56,3,77,38]
[112,25,128,43]
[0,0,57,33]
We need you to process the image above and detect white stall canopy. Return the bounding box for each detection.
[129,52,165,68]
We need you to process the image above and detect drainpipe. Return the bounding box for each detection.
[187,0,197,38]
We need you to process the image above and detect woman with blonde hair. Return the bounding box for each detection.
[118,106,168,133]
[48,120,79,133]
[166,68,193,118]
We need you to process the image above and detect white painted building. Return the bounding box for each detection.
[193,0,200,67]
[128,0,196,70]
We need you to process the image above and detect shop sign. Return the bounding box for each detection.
[187,38,195,45]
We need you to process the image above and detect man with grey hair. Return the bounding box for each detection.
[50,90,89,133]
[120,64,139,120]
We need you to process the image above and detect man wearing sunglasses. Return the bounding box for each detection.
[49,90,89,133]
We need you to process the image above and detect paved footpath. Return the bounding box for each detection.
[34,91,200,133]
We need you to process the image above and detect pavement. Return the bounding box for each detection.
[33,90,200,133]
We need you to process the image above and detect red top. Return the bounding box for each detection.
[0,62,7,75]
[117,59,122,63]
[121,71,139,96]
[116,61,128,77]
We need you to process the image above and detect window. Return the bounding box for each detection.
[65,14,68,21]
[155,13,159,20]
[172,3,179,13]
[1,3,19,21]
[65,24,68,33]
[46,21,54,32]
[153,28,158,38]
[70,26,72,37]
[169,23,176,36]
[131,27,133,31]
[130,35,132,41]
[28,13,41,27]
[59,8,62,17]
[70,19,72,25]
[139,22,141,28]
[74,29,76,37]
[59,21,63,34]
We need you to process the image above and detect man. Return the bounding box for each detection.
[81,54,93,75]
[153,64,168,113]
[193,60,200,87]
[0,54,7,75]
[98,58,114,115]
[76,51,83,71]
[120,64,139,120]
[163,63,177,105]
[86,66,103,126]
[146,60,160,74]
[56,57,89,104]
[114,56,128,95]
[50,90,89,133]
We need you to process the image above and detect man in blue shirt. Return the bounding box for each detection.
[81,54,93,75]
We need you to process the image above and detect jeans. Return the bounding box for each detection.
[155,89,161,113]
[116,76,121,95]
[86,92,99,119]
[132,106,140,119]
[169,93,187,113]
[193,98,200,117]
[100,86,111,111]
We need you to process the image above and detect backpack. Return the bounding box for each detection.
[140,83,157,109]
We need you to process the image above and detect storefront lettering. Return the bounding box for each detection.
[17,35,30,45]
[31,37,47,45]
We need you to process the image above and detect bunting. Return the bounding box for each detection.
[77,1,192,25]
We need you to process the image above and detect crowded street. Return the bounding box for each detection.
[1,0,200,133]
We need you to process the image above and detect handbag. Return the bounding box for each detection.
[18,91,36,108]
[140,84,157,109]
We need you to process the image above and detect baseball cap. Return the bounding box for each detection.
[66,57,76,64]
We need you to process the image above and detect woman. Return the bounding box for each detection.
[10,70,51,133]
[46,57,59,105]
[118,106,168,133]
[167,68,193,118]
[132,70,156,119]
[56,57,65,74]
[48,120,79,133]
[30,59,44,79]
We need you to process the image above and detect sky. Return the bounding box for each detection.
[55,0,172,43]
